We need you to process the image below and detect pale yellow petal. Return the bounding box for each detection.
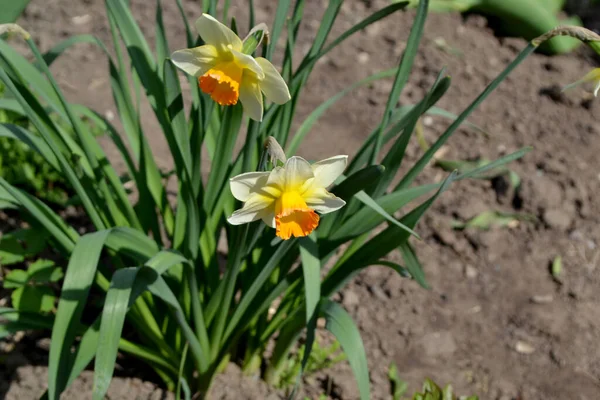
[227,193,272,225]
[283,156,313,191]
[255,57,291,104]
[232,49,265,79]
[170,45,218,77]
[239,79,263,121]
[311,155,348,188]
[229,171,270,202]
[261,210,276,228]
[195,14,242,51]
[304,188,346,215]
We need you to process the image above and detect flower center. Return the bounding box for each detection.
[198,61,243,106]
[275,191,319,240]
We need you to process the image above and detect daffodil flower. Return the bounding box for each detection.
[227,156,348,240]
[170,14,291,121]
[563,68,600,97]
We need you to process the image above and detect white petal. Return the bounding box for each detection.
[261,210,276,228]
[227,194,272,225]
[305,188,346,215]
[255,57,291,104]
[594,81,600,97]
[284,156,314,190]
[229,171,270,202]
[266,166,285,189]
[232,49,265,79]
[311,155,348,188]
[195,14,242,51]
[170,45,218,77]
[239,80,263,122]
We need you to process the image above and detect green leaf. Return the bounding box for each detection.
[0,227,50,265]
[299,235,320,324]
[354,190,421,239]
[0,307,54,339]
[323,172,457,297]
[204,104,243,212]
[48,230,111,400]
[93,267,140,400]
[395,44,536,190]
[330,183,438,243]
[3,269,28,288]
[331,165,385,201]
[321,300,370,400]
[370,0,428,162]
[388,362,408,400]
[28,259,63,283]
[0,180,77,253]
[11,285,55,313]
[266,0,292,61]
[293,2,409,81]
[0,0,31,23]
[399,242,428,289]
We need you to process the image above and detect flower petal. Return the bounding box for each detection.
[284,156,314,191]
[229,171,270,202]
[304,188,346,215]
[239,79,263,121]
[311,155,348,188]
[195,14,242,51]
[255,57,291,104]
[227,194,272,225]
[170,45,218,77]
[232,49,265,79]
[261,211,276,228]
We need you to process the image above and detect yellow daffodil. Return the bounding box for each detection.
[171,14,291,121]
[563,68,600,97]
[227,156,348,239]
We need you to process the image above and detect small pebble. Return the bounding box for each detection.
[530,294,553,304]
[515,341,535,354]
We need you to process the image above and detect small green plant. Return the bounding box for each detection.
[389,362,409,400]
[411,378,478,400]
[0,82,104,206]
[276,336,346,389]
[4,258,63,314]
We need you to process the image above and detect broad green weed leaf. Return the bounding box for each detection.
[3,269,28,288]
[11,285,55,313]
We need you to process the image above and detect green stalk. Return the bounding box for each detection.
[186,264,211,361]
[209,224,249,361]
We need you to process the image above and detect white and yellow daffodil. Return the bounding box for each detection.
[170,14,291,121]
[563,68,600,97]
[227,156,348,240]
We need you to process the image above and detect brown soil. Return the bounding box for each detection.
[3,0,600,399]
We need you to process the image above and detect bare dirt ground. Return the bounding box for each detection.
[2,0,600,399]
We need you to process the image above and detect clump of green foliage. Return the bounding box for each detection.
[0,83,70,205]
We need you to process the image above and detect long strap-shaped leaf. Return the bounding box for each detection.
[321,300,370,400]
[93,267,140,400]
[48,230,111,400]
[370,0,429,164]
[93,250,200,399]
